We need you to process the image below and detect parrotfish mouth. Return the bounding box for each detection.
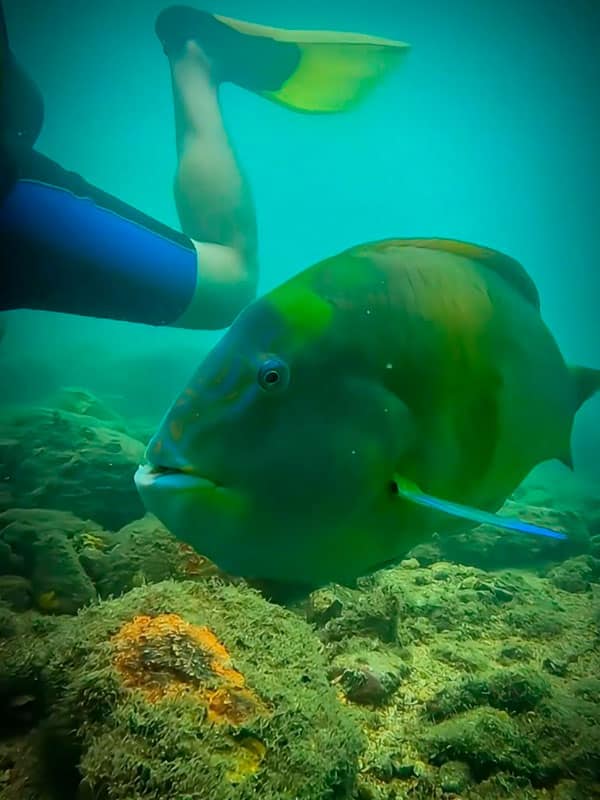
[134,463,218,492]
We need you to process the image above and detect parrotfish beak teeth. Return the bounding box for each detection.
[134,463,217,492]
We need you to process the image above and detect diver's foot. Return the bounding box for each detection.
[155,5,298,92]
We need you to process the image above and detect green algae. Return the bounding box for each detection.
[0,579,363,800]
[426,667,551,720]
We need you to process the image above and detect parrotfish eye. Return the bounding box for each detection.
[258,357,290,392]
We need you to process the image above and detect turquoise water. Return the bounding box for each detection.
[1,5,600,799]
[2,0,598,476]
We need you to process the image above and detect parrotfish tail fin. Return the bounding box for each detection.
[570,365,600,413]
[393,476,568,540]
[155,6,409,113]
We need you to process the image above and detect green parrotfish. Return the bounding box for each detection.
[135,238,600,588]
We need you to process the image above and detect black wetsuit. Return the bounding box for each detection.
[0,1,200,327]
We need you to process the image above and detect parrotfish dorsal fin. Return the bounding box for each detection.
[365,238,541,310]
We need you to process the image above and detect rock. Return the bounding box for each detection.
[552,778,584,800]
[431,565,452,581]
[542,657,569,677]
[50,387,128,432]
[426,667,551,720]
[406,541,443,566]
[1,508,106,565]
[0,509,103,613]
[0,405,145,530]
[0,604,17,637]
[0,580,364,800]
[546,555,600,593]
[31,532,97,614]
[572,677,600,703]
[0,575,32,611]
[0,539,24,576]
[88,515,214,599]
[439,760,473,793]
[329,649,408,706]
[497,643,533,665]
[400,558,420,570]
[436,501,589,571]
[316,584,401,644]
[305,587,345,626]
[505,605,565,639]
[423,707,536,776]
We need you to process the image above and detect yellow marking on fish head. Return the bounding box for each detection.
[267,283,334,344]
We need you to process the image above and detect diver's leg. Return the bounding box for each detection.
[169,42,256,258]
[0,149,203,328]
[160,39,258,329]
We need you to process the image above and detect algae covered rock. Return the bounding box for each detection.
[329,648,409,706]
[546,555,600,593]
[0,405,144,529]
[308,582,401,645]
[426,667,551,720]
[5,579,363,800]
[0,509,100,614]
[423,707,536,778]
[438,760,473,793]
[49,387,128,432]
[434,500,589,571]
[0,508,221,615]
[31,532,96,614]
[80,514,218,599]
[0,575,32,612]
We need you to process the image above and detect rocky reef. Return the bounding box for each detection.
[0,389,599,799]
[0,580,362,800]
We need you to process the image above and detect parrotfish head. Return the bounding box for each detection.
[135,279,415,584]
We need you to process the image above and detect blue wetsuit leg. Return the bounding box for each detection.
[0,149,199,326]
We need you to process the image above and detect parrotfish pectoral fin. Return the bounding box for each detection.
[392,476,567,540]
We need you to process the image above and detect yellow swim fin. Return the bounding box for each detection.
[156,6,409,113]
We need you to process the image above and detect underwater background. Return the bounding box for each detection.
[1,1,599,799]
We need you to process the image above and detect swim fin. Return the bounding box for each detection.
[155,6,409,113]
